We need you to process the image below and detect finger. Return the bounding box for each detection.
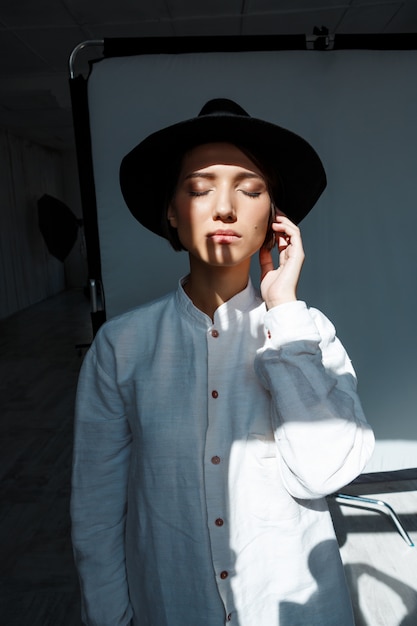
[272,215,299,235]
[272,223,294,253]
[259,246,275,281]
[272,219,301,246]
[276,234,290,253]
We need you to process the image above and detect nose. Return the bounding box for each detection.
[213,189,236,223]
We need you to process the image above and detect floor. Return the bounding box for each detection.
[0,288,416,626]
[0,289,91,625]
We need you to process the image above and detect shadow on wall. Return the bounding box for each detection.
[345,563,417,626]
[328,499,417,625]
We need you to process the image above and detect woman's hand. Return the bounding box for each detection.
[259,213,305,309]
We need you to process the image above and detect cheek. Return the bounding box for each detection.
[170,206,202,249]
[168,199,192,232]
[254,205,272,232]
[176,211,199,237]
[253,205,274,247]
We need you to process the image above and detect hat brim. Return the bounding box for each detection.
[120,112,326,237]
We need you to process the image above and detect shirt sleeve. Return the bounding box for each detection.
[70,330,133,626]
[254,300,375,500]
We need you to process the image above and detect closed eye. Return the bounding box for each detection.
[188,190,211,197]
[240,190,262,198]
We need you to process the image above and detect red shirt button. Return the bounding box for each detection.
[211,329,219,338]
[211,456,221,464]
[220,571,228,579]
[215,518,224,526]
[211,390,219,398]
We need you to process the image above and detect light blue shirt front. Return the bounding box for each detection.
[71,279,374,626]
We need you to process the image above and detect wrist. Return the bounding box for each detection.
[265,294,297,310]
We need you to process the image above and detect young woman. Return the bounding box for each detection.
[71,99,374,626]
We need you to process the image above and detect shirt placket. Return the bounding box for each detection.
[204,322,236,623]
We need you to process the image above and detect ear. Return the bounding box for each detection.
[167,204,178,228]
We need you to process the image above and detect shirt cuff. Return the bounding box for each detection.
[264,300,321,346]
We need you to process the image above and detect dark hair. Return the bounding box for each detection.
[161,142,282,252]
[159,154,185,251]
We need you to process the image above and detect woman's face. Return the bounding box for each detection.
[168,142,272,269]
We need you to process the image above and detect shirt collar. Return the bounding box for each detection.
[175,275,260,329]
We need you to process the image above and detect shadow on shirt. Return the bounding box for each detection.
[278,540,354,626]
[279,541,417,626]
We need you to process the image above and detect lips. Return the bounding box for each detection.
[208,229,241,243]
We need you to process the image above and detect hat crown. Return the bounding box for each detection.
[198,98,249,118]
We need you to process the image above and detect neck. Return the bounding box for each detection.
[184,257,251,320]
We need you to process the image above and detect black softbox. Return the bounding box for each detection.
[38,193,82,262]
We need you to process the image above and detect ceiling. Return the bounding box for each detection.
[0,0,416,150]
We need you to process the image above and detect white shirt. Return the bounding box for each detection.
[71,279,374,626]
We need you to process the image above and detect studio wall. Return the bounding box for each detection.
[0,131,65,319]
[82,48,417,472]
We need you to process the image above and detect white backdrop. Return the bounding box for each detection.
[86,49,417,472]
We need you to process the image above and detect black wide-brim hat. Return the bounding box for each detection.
[120,98,327,237]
